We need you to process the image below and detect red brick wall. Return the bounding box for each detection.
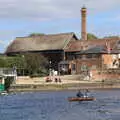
[76,58,101,74]
[91,69,120,80]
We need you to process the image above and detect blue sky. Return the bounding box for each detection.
[0,0,120,53]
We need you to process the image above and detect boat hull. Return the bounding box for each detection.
[68,97,95,102]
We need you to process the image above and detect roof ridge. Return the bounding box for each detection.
[15,32,75,39]
[63,33,78,49]
[46,32,74,36]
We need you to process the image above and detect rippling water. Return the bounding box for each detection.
[0,89,120,120]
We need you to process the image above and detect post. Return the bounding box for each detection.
[63,51,66,60]
[13,66,17,84]
[49,61,52,80]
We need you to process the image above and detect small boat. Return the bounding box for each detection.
[68,97,95,102]
[0,91,8,96]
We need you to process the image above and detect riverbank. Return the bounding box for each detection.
[9,80,120,92]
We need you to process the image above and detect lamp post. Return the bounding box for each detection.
[49,61,52,80]
[13,65,17,84]
[22,55,25,76]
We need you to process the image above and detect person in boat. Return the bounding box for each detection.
[84,89,90,98]
[76,90,84,97]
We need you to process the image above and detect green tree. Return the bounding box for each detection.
[0,57,7,67]
[28,33,45,37]
[0,55,25,73]
[87,33,98,40]
[0,54,49,76]
[5,56,24,68]
[103,36,119,39]
[23,53,48,76]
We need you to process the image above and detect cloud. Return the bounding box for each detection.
[0,0,120,20]
[0,40,4,44]
[110,15,120,22]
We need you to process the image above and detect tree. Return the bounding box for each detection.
[103,36,119,39]
[0,54,49,77]
[0,57,7,67]
[23,53,49,76]
[28,33,45,37]
[0,55,24,68]
[87,33,98,40]
[6,56,24,68]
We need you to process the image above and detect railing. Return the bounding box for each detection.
[0,68,17,76]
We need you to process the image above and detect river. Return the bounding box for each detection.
[0,89,120,120]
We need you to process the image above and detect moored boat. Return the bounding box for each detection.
[0,91,8,96]
[68,97,95,102]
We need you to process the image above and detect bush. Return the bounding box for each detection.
[4,77,14,92]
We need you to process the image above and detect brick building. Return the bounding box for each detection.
[5,7,120,76]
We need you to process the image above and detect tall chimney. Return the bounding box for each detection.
[81,6,87,40]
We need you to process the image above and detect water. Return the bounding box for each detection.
[0,89,120,120]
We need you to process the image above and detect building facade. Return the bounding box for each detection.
[5,7,120,76]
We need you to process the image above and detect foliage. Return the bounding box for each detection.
[87,33,98,40]
[4,77,13,92]
[0,55,24,68]
[0,57,7,67]
[28,33,45,37]
[0,54,49,77]
[103,36,119,39]
[23,53,49,76]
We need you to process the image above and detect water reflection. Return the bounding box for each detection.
[0,90,120,120]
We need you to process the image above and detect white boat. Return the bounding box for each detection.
[0,91,8,95]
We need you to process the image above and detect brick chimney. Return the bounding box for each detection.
[81,6,87,40]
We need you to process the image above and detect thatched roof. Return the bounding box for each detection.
[5,32,78,54]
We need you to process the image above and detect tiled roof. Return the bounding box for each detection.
[65,38,120,52]
[76,45,106,54]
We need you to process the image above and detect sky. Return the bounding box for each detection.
[0,0,120,53]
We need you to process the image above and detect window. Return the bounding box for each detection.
[86,54,92,58]
[76,55,82,59]
[92,54,100,58]
[72,64,76,71]
[81,65,88,71]
[82,55,86,60]
[91,65,97,69]
[67,55,75,60]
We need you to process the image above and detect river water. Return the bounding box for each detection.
[0,89,120,120]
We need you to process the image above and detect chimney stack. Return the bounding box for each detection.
[81,6,87,40]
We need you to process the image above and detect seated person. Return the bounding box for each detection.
[84,89,91,97]
[76,90,84,97]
